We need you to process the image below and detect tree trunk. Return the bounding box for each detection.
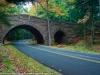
[46,0,51,46]
[83,23,86,41]
[91,1,94,49]
[91,21,94,48]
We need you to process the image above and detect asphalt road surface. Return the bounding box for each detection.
[12,41,100,75]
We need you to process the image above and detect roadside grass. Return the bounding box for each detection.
[63,45,98,53]
[5,44,61,75]
[53,40,100,54]
[0,44,15,74]
[29,39,100,54]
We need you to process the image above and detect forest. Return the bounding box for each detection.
[0,0,100,74]
[0,0,100,49]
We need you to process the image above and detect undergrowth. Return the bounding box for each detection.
[54,40,100,54]
[0,44,15,74]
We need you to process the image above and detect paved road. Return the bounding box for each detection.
[12,41,100,75]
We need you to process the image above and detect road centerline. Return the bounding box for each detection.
[22,44,100,64]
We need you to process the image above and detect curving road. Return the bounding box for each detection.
[12,41,100,75]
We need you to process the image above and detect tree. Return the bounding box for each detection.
[6,29,35,41]
[0,0,11,26]
[37,0,70,22]
[75,0,99,48]
[5,0,75,22]
[28,4,36,16]
[7,4,28,14]
[5,0,100,47]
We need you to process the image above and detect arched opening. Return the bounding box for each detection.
[54,31,65,44]
[3,25,44,44]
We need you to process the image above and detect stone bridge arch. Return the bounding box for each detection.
[0,14,76,45]
[3,24,45,44]
[54,30,65,44]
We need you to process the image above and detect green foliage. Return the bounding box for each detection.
[94,40,100,44]
[37,0,71,22]
[5,59,14,70]
[0,10,11,26]
[6,29,35,41]
[7,4,28,14]
[0,44,15,73]
[1,3,28,15]
[73,0,100,40]
[75,0,99,23]
[0,0,11,26]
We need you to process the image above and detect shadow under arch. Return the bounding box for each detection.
[3,25,44,44]
[54,31,65,44]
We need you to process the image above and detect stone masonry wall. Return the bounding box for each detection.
[0,14,76,45]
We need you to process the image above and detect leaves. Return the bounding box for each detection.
[6,29,35,41]
[0,0,12,26]
[28,5,36,16]
[37,0,70,22]
[0,11,11,26]
[0,0,9,6]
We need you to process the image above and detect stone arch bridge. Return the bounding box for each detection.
[0,14,76,45]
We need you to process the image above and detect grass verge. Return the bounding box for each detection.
[63,45,100,54]
[5,44,61,75]
[53,40,100,54]
[0,44,15,74]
